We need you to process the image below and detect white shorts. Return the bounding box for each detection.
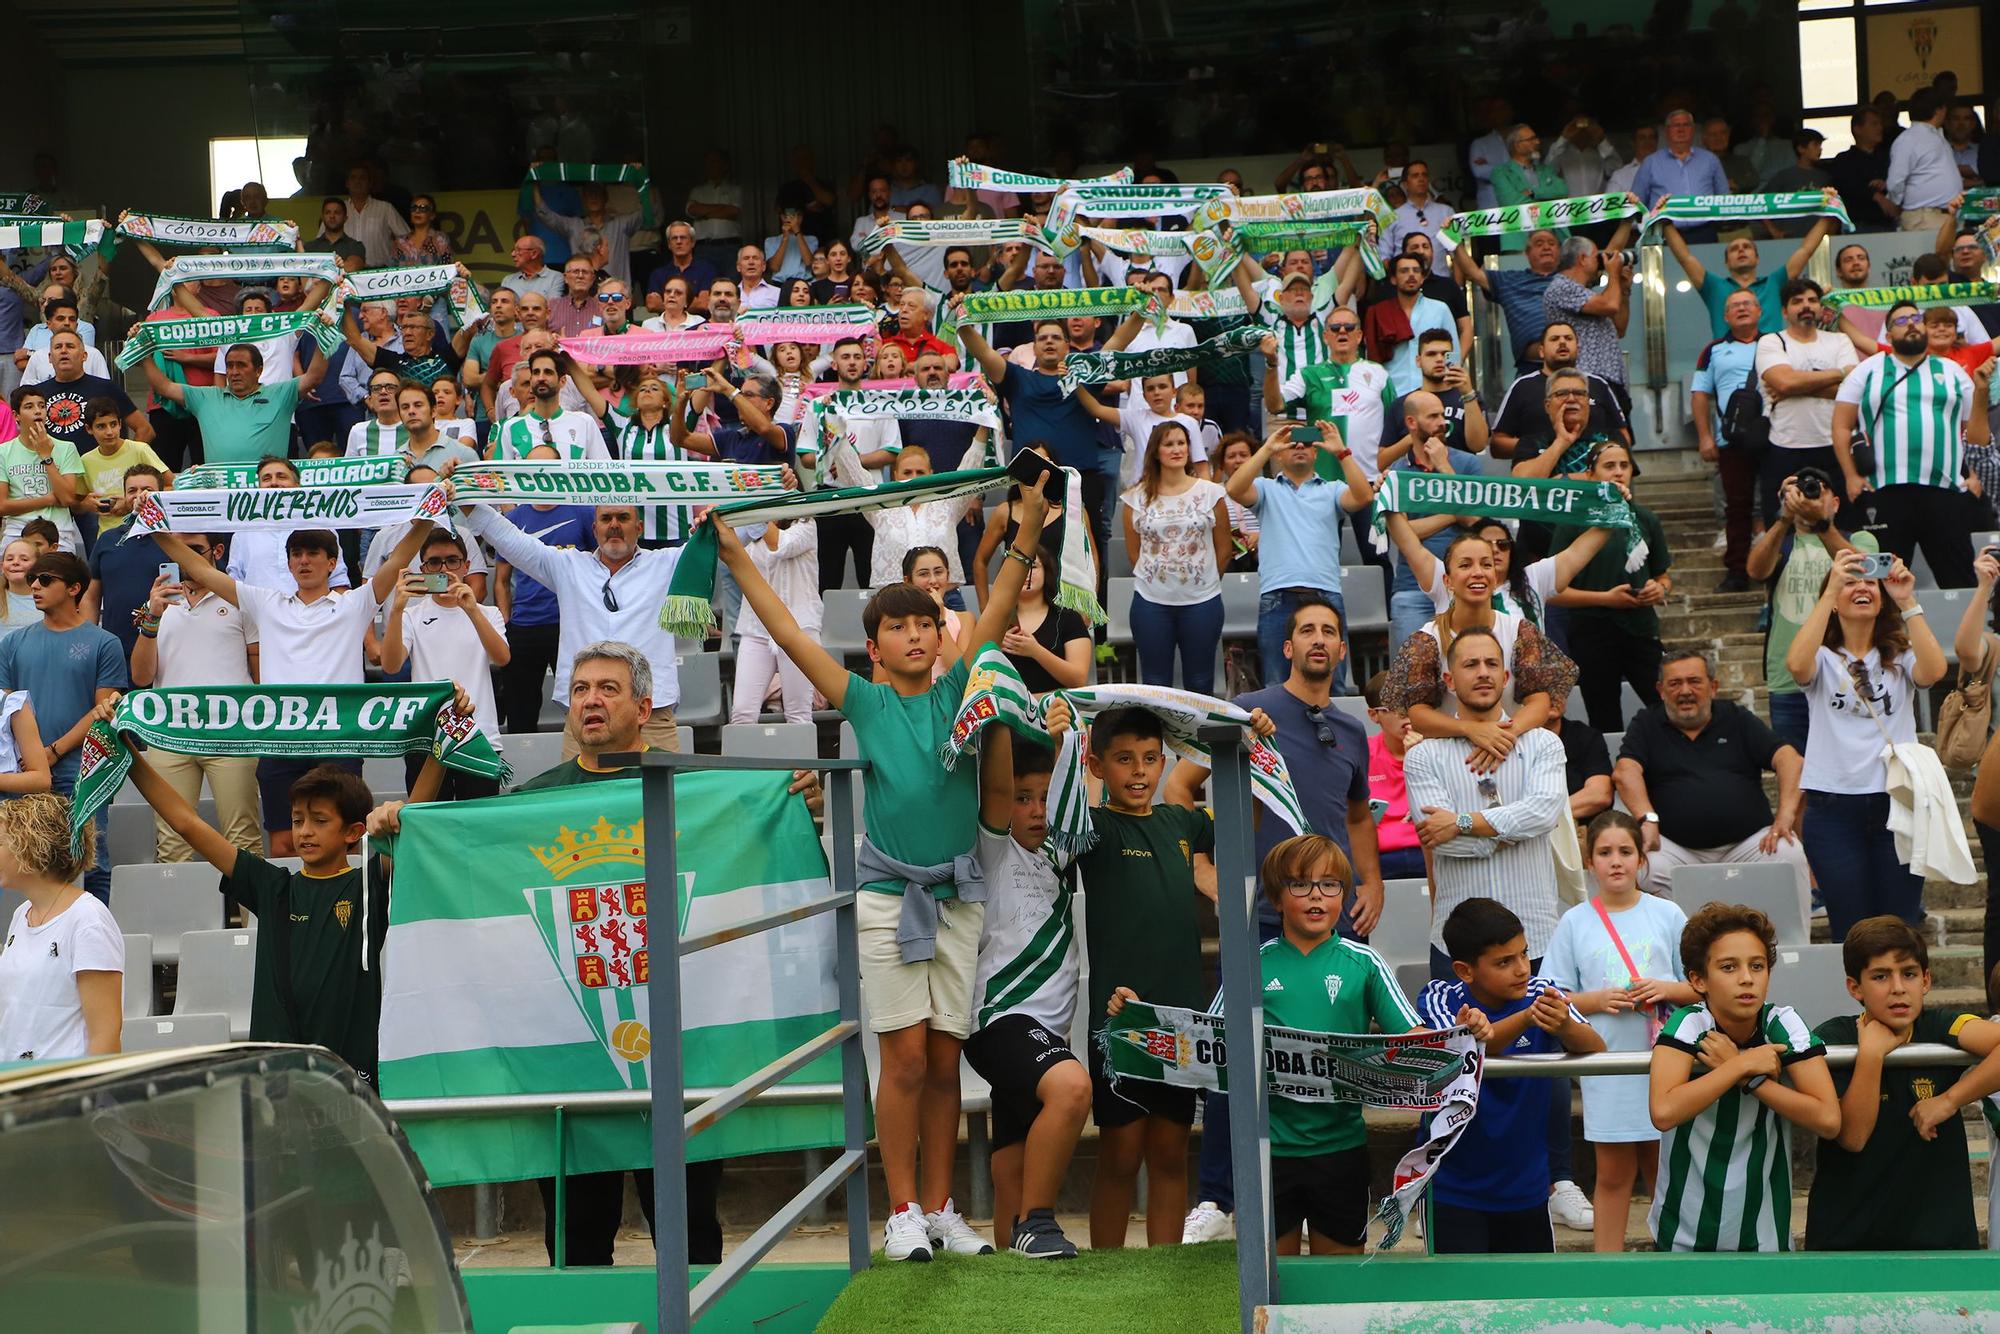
[857,888,983,1040]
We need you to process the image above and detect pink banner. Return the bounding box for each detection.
[734,318,879,346]
[795,373,983,399]
[560,329,734,365]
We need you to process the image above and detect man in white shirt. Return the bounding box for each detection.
[129,530,262,862]
[153,501,436,857]
[225,457,353,594]
[1887,88,1962,233]
[455,500,684,760]
[1755,277,1858,526]
[1544,116,1623,195]
[1605,126,1657,196]
[849,173,904,251]
[807,336,902,588]
[380,528,508,800]
[735,245,781,311]
[1110,270,1198,409]
[338,164,410,268]
[488,349,609,459]
[1379,161,1455,276]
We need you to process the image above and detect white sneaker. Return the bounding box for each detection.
[1548,1179,1594,1231]
[1181,1201,1235,1244]
[884,1203,933,1262]
[925,1199,993,1256]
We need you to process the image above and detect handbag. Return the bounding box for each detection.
[1592,896,1666,1044]
[1935,631,2000,771]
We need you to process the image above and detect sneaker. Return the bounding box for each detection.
[1716,573,1751,594]
[1548,1179,1594,1231]
[1181,1200,1235,1243]
[884,1203,933,1262]
[1810,887,1828,923]
[1009,1208,1078,1260]
[926,1199,993,1256]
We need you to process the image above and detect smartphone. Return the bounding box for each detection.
[158,561,180,585]
[683,371,710,390]
[419,572,451,594]
[1854,552,1896,581]
[1290,424,1324,443]
[1006,449,1057,492]
[95,496,115,513]
[1369,798,1390,824]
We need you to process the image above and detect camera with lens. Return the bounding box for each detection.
[1794,466,1832,500]
[1607,249,1636,268]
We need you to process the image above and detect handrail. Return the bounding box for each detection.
[1484,1043,1972,1079]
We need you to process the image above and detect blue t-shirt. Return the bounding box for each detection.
[711,421,797,468]
[0,620,127,784]
[1418,976,1575,1212]
[503,505,598,628]
[997,365,1100,473]
[1690,334,1762,441]
[1231,684,1369,933]
[87,518,164,662]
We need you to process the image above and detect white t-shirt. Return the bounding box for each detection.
[227,531,352,595]
[1541,892,1689,1143]
[1112,319,1199,409]
[1802,644,1918,793]
[0,892,123,1061]
[0,690,25,774]
[399,600,506,741]
[156,590,258,687]
[234,582,380,684]
[1423,556,1559,621]
[1755,329,1858,450]
[971,826,1078,1035]
[1122,479,1227,606]
[362,523,490,582]
[1116,404,1206,489]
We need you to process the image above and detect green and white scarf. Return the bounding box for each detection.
[1044,184,1232,255]
[1167,289,1254,320]
[126,482,451,537]
[947,161,1133,193]
[1201,188,1395,235]
[338,263,487,329]
[940,648,1092,859]
[522,161,656,228]
[1077,226,1240,284]
[938,285,1159,342]
[449,459,788,507]
[1638,191,1852,241]
[855,217,1042,258]
[1058,324,1265,394]
[732,303,878,344]
[1229,221,1385,278]
[176,455,409,490]
[1823,279,2000,311]
[799,387,1000,451]
[0,192,48,216]
[148,253,343,312]
[117,212,300,252]
[1437,193,1639,252]
[0,218,104,253]
[661,460,1101,637]
[1371,470,1645,572]
[1957,190,2000,222]
[73,683,508,848]
[114,307,343,371]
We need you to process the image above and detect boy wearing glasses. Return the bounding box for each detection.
[378,529,508,800]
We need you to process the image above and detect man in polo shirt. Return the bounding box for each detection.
[1612,647,1808,923]
[138,334,329,465]
[881,289,958,370]
[1226,418,1376,692]
[500,235,564,303]
[547,257,604,338]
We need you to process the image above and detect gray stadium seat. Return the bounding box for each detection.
[720,722,818,761]
[122,934,153,1018]
[677,724,694,755]
[123,1012,229,1053]
[820,588,872,659]
[502,729,565,781]
[673,652,724,728]
[1220,572,1259,638]
[1369,879,1432,966]
[1664,862,1808,946]
[1341,565,1388,633]
[1330,696,1372,727]
[361,756,406,795]
[108,798,216,869]
[1395,960,1430,1008]
[106,864,226,964]
[1917,587,1980,663]
[1105,576,1138,649]
[1769,944,1853,1030]
[173,928,258,1040]
[1602,732,1625,761]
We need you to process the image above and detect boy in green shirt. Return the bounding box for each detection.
[1807,916,2000,1251]
[113,684,467,1085]
[708,476,1047,1264]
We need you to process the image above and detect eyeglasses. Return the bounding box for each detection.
[411,202,434,214]
[422,556,466,571]
[1280,879,1345,898]
[1548,388,1589,399]
[538,418,555,447]
[27,573,60,587]
[1487,536,1513,551]
[602,578,621,613]
[1888,313,1923,329]
[1328,322,1360,334]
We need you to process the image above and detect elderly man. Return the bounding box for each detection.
[534,178,646,285]
[1631,109,1729,237]
[1490,125,1569,251]
[1455,227,1566,374]
[1613,647,1807,919]
[501,235,564,302]
[547,256,604,338]
[138,335,324,464]
[645,221,718,315]
[1541,237,1631,415]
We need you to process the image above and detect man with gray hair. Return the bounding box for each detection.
[669,369,798,469]
[1630,109,1729,238]
[1611,646,1809,920]
[500,233,564,302]
[1540,235,1631,415]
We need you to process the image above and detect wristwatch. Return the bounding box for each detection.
[1640,812,1660,825]
[1455,812,1474,835]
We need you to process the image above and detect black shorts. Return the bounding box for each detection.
[963,1014,1081,1150]
[1427,1198,1554,1255]
[256,755,362,832]
[1086,1028,1197,1130]
[1271,1147,1370,1246]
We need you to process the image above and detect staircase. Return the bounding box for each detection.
[1633,456,1990,1015]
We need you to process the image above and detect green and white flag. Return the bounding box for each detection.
[117,212,299,252]
[449,459,789,508]
[1639,191,1851,241]
[126,481,451,537]
[378,772,846,1184]
[148,253,343,312]
[1370,469,1646,571]
[947,161,1133,193]
[72,683,506,846]
[855,217,1043,258]
[176,455,409,490]
[1048,684,1311,838]
[0,192,48,215]
[1437,193,1639,252]
[1957,190,2000,222]
[522,161,657,228]
[0,218,104,253]
[1823,279,2000,311]
[338,263,487,329]
[938,285,1159,343]
[1058,324,1264,394]
[114,307,343,371]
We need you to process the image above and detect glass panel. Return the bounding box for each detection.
[0,1049,470,1333]
[210,138,309,215]
[1797,0,1849,11]
[1803,113,1858,158]
[1798,17,1858,109]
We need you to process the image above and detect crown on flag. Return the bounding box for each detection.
[531,815,645,879]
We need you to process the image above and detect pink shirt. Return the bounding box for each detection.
[1366,733,1420,852]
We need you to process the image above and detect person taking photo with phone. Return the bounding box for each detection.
[377,528,509,801]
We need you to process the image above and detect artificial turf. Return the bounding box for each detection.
[815,1240,1239,1333]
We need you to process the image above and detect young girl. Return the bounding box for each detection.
[873,342,908,382]
[1548,439,1673,731]
[1218,432,1260,572]
[902,545,965,683]
[1542,811,1696,1252]
[733,519,820,721]
[0,793,120,1060]
[768,341,811,426]
[868,447,978,589]
[0,539,40,646]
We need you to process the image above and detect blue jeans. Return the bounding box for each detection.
[1257,588,1348,695]
[1130,592,1223,694]
[1389,588,1435,665]
[1802,789,1923,940]
[1378,843,1426,881]
[1767,690,1809,756]
[1196,915,1281,1211]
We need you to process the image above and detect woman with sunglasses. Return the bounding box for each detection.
[1546,439,1672,732]
[1786,548,1945,937]
[393,194,455,266]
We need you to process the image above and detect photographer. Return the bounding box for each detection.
[1746,468,1880,754]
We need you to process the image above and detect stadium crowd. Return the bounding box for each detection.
[5,69,2000,1265]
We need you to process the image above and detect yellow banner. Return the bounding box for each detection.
[268,189,525,290]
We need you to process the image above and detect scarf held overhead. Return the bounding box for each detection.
[117,212,300,252]
[1371,469,1646,571]
[0,218,105,253]
[114,307,343,371]
[175,455,409,490]
[731,304,879,344]
[946,161,1134,193]
[855,218,1045,258]
[450,459,790,507]
[147,253,343,312]
[560,328,735,365]
[338,264,486,330]
[1823,280,2000,311]
[1638,191,1852,241]
[1437,193,1640,252]
[939,649,1092,858]
[521,161,657,228]
[938,285,1160,342]
[126,482,451,537]
[1058,324,1264,394]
